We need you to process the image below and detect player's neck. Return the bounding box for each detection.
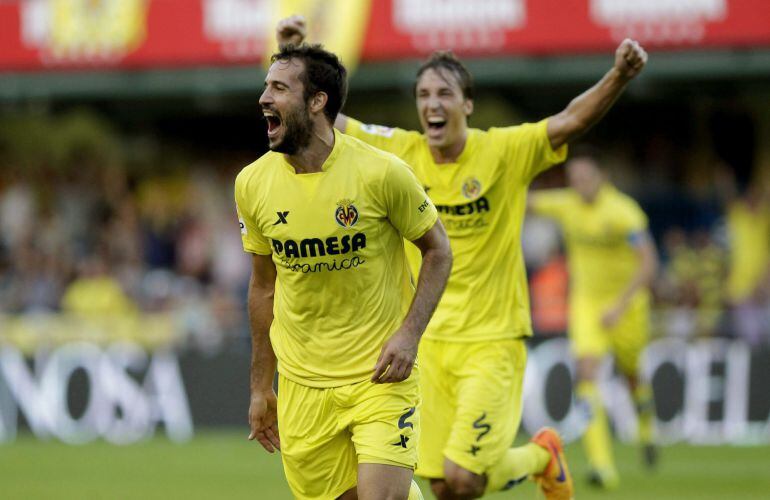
[580,184,604,204]
[285,124,335,174]
[429,132,467,164]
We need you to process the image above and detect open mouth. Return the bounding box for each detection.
[263,110,283,137]
[426,116,447,133]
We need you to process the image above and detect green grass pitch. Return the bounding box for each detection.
[1,431,768,499]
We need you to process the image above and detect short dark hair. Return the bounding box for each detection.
[271,44,348,124]
[415,51,474,100]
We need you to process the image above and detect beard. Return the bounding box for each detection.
[270,101,313,155]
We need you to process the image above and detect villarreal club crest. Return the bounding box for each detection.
[462,177,482,200]
[335,199,359,228]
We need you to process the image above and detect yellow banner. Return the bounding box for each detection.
[0,313,176,354]
[50,0,147,57]
[264,0,372,72]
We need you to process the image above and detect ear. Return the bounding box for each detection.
[309,92,328,115]
[463,98,474,117]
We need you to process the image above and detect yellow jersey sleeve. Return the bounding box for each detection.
[619,201,649,244]
[489,118,567,183]
[234,169,272,255]
[345,117,423,163]
[382,159,438,241]
[529,189,572,222]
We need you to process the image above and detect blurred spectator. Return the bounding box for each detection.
[61,253,138,318]
[0,174,35,251]
[656,227,727,339]
[722,177,770,347]
[529,250,569,336]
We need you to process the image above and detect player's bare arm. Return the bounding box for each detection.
[372,220,452,384]
[547,39,648,150]
[602,231,658,329]
[246,253,280,453]
[525,192,541,213]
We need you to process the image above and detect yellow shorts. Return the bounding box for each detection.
[415,338,526,478]
[570,294,650,375]
[277,372,420,500]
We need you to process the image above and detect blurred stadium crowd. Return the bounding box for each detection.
[1,107,769,351]
[0,112,251,351]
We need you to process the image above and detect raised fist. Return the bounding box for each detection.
[614,39,648,80]
[277,15,307,49]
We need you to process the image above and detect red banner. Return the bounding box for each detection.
[363,0,770,60]
[0,0,271,71]
[1,0,769,72]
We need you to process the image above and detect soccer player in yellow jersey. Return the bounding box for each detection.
[277,16,646,500]
[724,183,770,347]
[529,152,659,489]
[236,44,452,500]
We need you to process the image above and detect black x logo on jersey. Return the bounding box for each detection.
[273,211,290,225]
[392,435,410,448]
[468,445,481,456]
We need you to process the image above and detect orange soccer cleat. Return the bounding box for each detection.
[531,427,574,500]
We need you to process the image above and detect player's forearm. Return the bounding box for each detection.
[547,68,631,149]
[248,279,277,395]
[526,192,549,216]
[615,244,657,310]
[752,264,770,299]
[402,242,452,337]
[615,272,649,311]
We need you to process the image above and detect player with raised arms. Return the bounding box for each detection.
[277,15,647,499]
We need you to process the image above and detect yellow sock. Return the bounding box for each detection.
[485,443,551,493]
[577,380,615,472]
[634,383,655,444]
[408,479,424,500]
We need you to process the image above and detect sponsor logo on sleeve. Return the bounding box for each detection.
[361,123,395,138]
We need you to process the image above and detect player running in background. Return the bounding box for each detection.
[529,150,659,489]
[277,16,646,500]
[236,44,452,500]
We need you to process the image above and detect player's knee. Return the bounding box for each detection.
[336,487,358,500]
[430,478,450,499]
[443,466,485,499]
[577,356,600,381]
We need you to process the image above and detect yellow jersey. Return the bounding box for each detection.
[61,276,137,318]
[235,131,438,387]
[347,118,566,341]
[529,184,648,300]
[726,200,770,302]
